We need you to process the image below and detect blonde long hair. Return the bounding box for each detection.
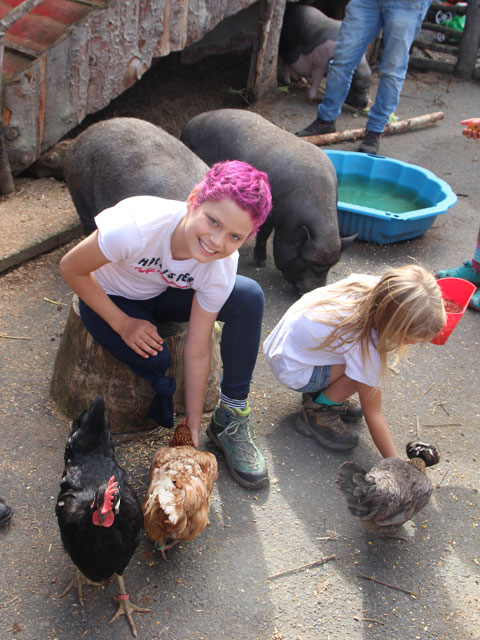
[300,265,446,381]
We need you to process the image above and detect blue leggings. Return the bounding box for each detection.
[79,275,264,427]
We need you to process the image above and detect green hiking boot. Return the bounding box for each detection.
[435,260,480,286]
[301,393,364,423]
[207,402,269,489]
[295,398,359,450]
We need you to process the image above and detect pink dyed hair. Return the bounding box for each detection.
[192,160,272,234]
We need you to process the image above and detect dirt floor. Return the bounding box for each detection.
[1,45,480,640]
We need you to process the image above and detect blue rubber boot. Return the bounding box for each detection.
[469,289,480,311]
[435,260,480,286]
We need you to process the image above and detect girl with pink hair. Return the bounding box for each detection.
[60,160,272,489]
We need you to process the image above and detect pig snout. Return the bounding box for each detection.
[273,224,341,294]
[277,230,358,294]
[284,259,332,294]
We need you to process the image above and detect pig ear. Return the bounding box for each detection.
[295,225,311,248]
[340,233,357,250]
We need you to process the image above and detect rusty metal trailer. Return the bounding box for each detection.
[0,0,286,193]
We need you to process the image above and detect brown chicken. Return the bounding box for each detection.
[143,421,218,557]
[337,441,440,537]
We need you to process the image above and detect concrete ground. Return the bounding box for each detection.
[0,69,479,640]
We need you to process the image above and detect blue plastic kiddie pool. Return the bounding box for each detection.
[324,150,457,244]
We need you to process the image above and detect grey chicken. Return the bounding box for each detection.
[337,441,440,536]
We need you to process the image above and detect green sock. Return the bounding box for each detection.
[314,391,342,406]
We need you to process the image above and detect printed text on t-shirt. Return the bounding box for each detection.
[135,257,194,288]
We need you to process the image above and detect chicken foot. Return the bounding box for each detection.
[155,539,180,560]
[60,567,102,607]
[109,573,150,638]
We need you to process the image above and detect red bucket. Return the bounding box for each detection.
[431,277,476,345]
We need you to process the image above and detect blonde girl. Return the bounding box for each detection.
[263,265,445,457]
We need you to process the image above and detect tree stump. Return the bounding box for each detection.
[50,296,222,433]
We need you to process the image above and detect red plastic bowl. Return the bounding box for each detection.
[431,277,476,345]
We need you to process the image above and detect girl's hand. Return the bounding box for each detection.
[460,118,480,139]
[118,317,164,358]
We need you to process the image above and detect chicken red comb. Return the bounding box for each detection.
[101,476,119,515]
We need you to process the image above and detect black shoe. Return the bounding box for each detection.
[296,118,336,137]
[358,130,382,154]
[0,498,13,526]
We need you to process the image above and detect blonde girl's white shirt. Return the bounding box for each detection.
[93,196,239,313]
[263,274,381,389]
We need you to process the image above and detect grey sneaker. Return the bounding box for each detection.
[301,393,364,423]
[207,402,269,489]
[295,399,359,450]
[358,130,381,155]
[296,117,336,137]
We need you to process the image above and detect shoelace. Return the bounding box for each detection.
[221,418,261,465]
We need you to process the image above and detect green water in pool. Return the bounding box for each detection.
[337,175,431,213]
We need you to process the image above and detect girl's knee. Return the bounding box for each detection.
[222,276,265,320]
[234,276,265,306]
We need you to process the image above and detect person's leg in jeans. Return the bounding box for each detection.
[79,296,176,427]
[366,0,431,134]
[207,275,269,489]
[297,0,382,136]
[318,0,382,122]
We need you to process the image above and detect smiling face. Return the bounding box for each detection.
[172,197,254,262]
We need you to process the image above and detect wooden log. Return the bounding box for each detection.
[412,39,460,56]
[408,56,456,73]
[301,111,445,146]
[421,21,466,37]
[50,296,222,433]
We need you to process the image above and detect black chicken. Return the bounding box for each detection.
[337,441,440,537]
[55,396,149,636]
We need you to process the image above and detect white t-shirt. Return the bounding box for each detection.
[93,196,238,313]
[263,274,381,389]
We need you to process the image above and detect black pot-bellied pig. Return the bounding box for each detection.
[180,109,356,294]
[64,117,209,235]
[279,3,372,108]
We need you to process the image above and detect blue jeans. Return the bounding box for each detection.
[79,275,264,427]
[294,365,331,394]
[317,0,430,132]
